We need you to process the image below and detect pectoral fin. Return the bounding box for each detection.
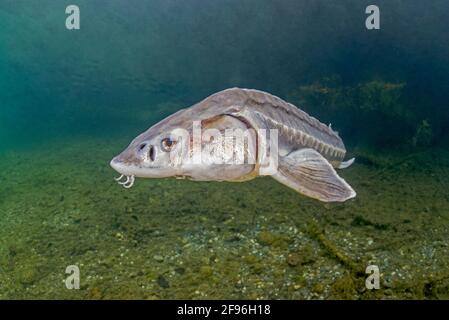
[272,148,356,202]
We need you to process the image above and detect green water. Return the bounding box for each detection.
[1,0,449,299]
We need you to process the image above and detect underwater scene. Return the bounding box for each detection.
[1,0,449,300]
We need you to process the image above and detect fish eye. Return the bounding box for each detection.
[161,137,176,152]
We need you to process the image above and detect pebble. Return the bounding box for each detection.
[153,255,164,262]
[157,275,170,288]
[175,267,186,275]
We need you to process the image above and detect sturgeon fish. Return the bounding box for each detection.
[110,88,356,202]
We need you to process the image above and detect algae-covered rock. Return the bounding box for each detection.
[157,275,170,288]
[286,252,314,267]
[242,255,265,273]
[256,231,292,249]
[331,274,357,299]
[257,231,276,246]
[87,287,103,299]
[199,266,213,278]
[286,245,315,267]
[243,255,258,264]
[19,268,39,286]
[412,120,433,147]
[312,283,325,294]
[287,77,411,146]
[250,262,265,274]
[174,267,186,275]
[153,255,164,263]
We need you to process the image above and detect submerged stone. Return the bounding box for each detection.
[157,275,170,288]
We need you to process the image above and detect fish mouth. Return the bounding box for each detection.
[110,158,162,174]
[110,157,167,188]
[110,158,138,189]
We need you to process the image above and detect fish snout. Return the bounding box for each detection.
[110,156,124,173]
[110,143,155,177]
[110,144,145,170]
[110,155,139,177]
[110,152,137,173]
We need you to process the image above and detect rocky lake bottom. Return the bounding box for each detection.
[1,136,449,299]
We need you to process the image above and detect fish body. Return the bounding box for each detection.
[111,88,356,202]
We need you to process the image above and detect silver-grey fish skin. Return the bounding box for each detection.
[169,87,347,166]
[111,88,355,201]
